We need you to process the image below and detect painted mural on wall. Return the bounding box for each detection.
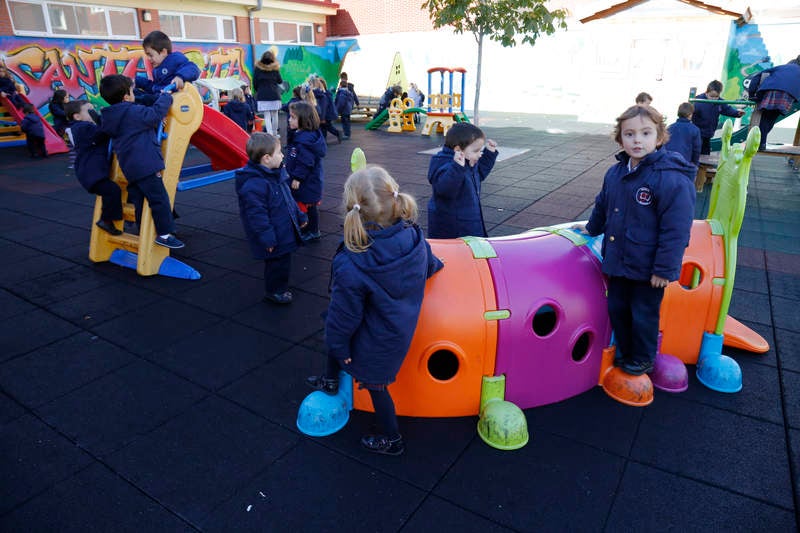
[0,36,357,119]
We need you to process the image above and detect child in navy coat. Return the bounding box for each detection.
[427,123,498,239]
[134,31,200,105]
[65,100,123,235]
[223,87,254,132]
[99,74,183,249]
[20,103,47,158]
[577,105,695,377]
[49,89,69,137]
[335,80,355,139]
[306,165,444,455]
[235,133,307,304]
[0,63,24,109]
[692,80,744,155]
[665,102,701,166]
[286,101,327,241]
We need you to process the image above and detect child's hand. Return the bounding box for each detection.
[291,179,300,190]
[171,77,185,90]
[571,223,587,233]
[650,274,669,288]
[300,221,308,228]
[737,110,745,117]
[486,139,498,152]
[343,358,352,365]
[267,247,274,253]
[453,150,466,166]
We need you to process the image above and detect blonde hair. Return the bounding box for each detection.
[300,83,317,108]
[342,166,418,253]
[230,87,244,102]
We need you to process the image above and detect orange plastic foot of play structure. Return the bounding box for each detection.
[722,315,770,353]
[601,367,654,407]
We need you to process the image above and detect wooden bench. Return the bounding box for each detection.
[351,95,380,120]
[696,154,719,192]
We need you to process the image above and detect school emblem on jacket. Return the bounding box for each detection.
[288,146,297,158]
[635,186,653,206]
[161,67,168,76]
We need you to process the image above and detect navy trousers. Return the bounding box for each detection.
[126,173,175,236]
[607,276,665,365]
[90,179,123,221]
[264,253,292,294]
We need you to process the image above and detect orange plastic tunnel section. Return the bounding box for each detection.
[352,239,498,417]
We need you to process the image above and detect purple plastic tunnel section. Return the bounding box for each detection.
[487,230,612,409]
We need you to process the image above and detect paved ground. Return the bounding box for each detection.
[1,118,799,532]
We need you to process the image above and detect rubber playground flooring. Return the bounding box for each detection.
[1,122,799,532]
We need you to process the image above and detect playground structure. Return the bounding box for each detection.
[88,83,248,278]
[421,67,470,136]
[386,97,424,133]
[0,92,69,155]
[298,121,768,449]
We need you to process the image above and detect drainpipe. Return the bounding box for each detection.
[248,0,262,81]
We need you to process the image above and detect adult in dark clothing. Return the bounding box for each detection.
[691,80,744,154]
[253,51,283,136]
[19,103,46,158]
[753,56,800,150]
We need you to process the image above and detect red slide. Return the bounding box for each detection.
[190,105,249,170]
[1,93,69,155]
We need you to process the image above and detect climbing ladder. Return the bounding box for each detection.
[88,84,204,278]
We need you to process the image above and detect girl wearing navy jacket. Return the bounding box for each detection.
[427,123,498,239]
[286,102,327,241]
[222,88,254,132]
[236,133,307,304]
[49,89,69,137]
[577,105,695,377]
[306,166,444,455]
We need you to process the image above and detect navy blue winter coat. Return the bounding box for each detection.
[585,148,695,282]
[325,221,444,385]
[235,161,307,259]
[691,92,741,138]
[20,112,44,138]
[253,61,283,102]
[49,100,67,135]
[222,100,254,132]
[665,117,701,166]
[313,88,337,122]
[69,120,111,191]
[286,129,327,204]
[427,146,498,239]
[99,93,172,183]
[135,52,200,94]
[335,87,355,115]
[757,62,800,101]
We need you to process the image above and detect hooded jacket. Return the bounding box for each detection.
[757,62,800,102]
[222,100,254,132]
[20,112,45,138]
[235,161,307,259]
[285,128,327,204]
[586,147,695,282]
[427,145,498,239]
[665,117,701,166]
[135,52,200,94]
[99,93,172,183]
[325,222,444,385]
[49,100,67,135]
[69,120,111,191]
[335,87,355,116]
[253,61,283,102]
[312,88,337,122]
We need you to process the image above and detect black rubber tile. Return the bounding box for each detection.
[768,270,800,301]
[193,244,263,278]
[89,259,229,298]
[728,288,772,326]
[527,386,642,456]
[0,253,74,287]
[633,396,792,508]
[0,240,42,265]
[174,271,265,317]
[722,318,777,368]
[0,391,24,426]
[0,308,80,363]
[47,279,162,327]
[153,320,292,391]
[776,328,800,372]
[26,225,88,254]
[89,299,221,355]
[293,233,342,261]
[733,265,768,294]
[781,369,800,430]
[435,431,624,531]
[0,332,134,408]
[0,287,36,319]
[607,461,794,531]
[0,414,93,514]
[677,358,783,425]
[232,290,327,343]
[290,253,332,285]
[765,249,800,276]
[772,295,800,333]
[106,396,298,526]
[203,439,426,532]
[0,463,195,533]
[37,359,206,456]
[403,495,515,532]
[13,264,113,307]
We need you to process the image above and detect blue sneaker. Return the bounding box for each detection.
[155,234,185,249]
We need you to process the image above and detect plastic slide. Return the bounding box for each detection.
[190,104,249,170]
[364,108,390,130]
[710,101,800,151]
[0,93,69,154]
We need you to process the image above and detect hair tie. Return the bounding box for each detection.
[352,203,361,212]
[392,190,399,199]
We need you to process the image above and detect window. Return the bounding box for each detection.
[259,20,314,45]
[8,0,137,38]
[161,11,236,42]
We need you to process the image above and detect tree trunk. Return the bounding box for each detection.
[473,32,483,126]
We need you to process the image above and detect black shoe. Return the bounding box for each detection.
[305,375,339,395]
[262,291,293,304]
[613,355,625,368]
[621,360,654,376]
[360,434,405,456]
[123,221,139,235]
[155,234,185,249]
[96,220,122,236]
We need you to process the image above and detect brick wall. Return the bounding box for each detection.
[327,0,434,36]
[235,16,251,44]
[0,4,15,35]
[138,9,160,37]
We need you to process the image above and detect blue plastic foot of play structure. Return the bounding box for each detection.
[108,249,202,280]
[297,370,353,437]
[696,332,742,393]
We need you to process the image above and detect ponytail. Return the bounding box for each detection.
[343,203,370,253]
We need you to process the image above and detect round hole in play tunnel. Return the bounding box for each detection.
[572,331,592,362]
[678,261,704,290]
[427,349,459,381]
[532,304,557,337]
